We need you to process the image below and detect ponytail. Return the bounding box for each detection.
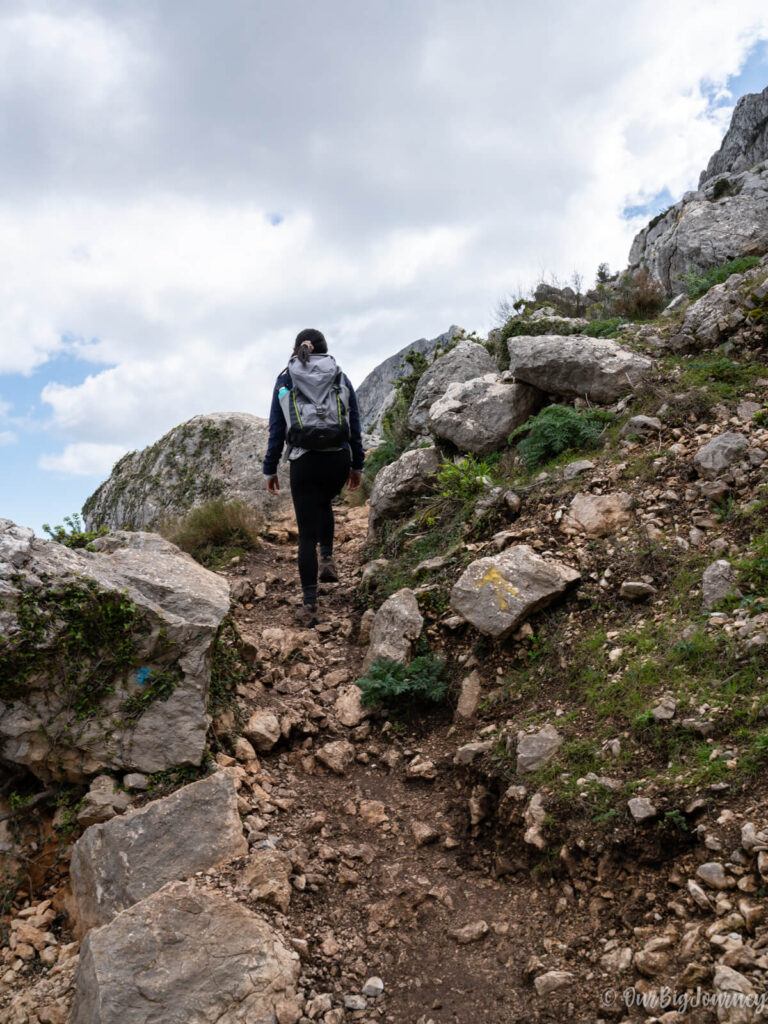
[293,328,328,366]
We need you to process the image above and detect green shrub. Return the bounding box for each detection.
[381,350,429,449]
[509,405,611,470]
[678,357,768,400]
[355,655,447,713]
[435,454,495,502]
[610,268,665,320]
[42,513,108,549]
[681,256,761,299]
[163,498,263,567]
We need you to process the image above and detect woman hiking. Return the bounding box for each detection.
[263,328,365,626]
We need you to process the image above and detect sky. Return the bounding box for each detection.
[1,0,767,535]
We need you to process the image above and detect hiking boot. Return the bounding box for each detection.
[318,557,339,583]
[294,604,319,627]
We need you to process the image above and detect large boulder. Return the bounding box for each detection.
[506,335,652,404]
[82,411,287,530]
[356,327,460,433]
[69,879,299,1024]
[70,771,248,933]
[450,546,580,639]
[427,375,542,455]
[700,86,768,185]
[628,162,768,295]
[702,560,741,612]
[363,588,424,668]
[368,446,442,534]
[0,522,230,782]
[407,340,496,433]
[670,261,768,351]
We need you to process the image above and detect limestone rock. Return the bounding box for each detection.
[368,447,442,534]
[628,797,657,822]
[450,545,580,639]
[363,588,424,667]
[702,560,742,611]
[76,776,132,827]
[671,263,768,352]
[561,492,633,537]
[449,920,489,944]
[517,724,563,773]
[335,685,369,727]
[241,849,293,912]
[244,710,282,752]
[622,415,661,436]
[697,862,736,890]
[316,740,355,775]
[455,670,482,719]
[356,327,460,433]
[0,522,230,782]
[523,792,547,850]
[700,86,768,185]
[83,412,285,530]
[427,374,542,455]
[507,335,652,403]
[712,964,761,1024]
[620,580,657,600]
[629,161,768,295]
[562,459,595,480]
[407,340,495,433]
[68,879,299,1024]
[70,771,247,933]
[534,971,574,997]
[694,433,750,480]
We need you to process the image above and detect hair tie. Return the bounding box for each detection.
[300,340,314,353]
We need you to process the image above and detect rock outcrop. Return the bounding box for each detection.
[407,340,496,433]
[700,86,768,185]
[356,327,460,433]
[450,545,580,639]
[669,259,768,352]
[628,162,768,295]
[82,412,285,531]
[507,335,652,403]
[70,771,247,933]
[427,375,542,455]
[368,446,442,534]
[0,522,230,781]
[69,879,299,1024]
[363,588,424,667]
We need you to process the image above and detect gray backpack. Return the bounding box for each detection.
[279,354,351,450]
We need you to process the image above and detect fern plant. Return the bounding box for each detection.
[355,655,447,712]
[509,405,611,471]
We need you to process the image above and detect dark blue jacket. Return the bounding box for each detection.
[262,368,365,476]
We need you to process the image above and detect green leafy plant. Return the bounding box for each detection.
[509,405,611,470]
[162,498,263,567]
[355,655,447,713]
[381,349,430,448]
[42,513,108,549]
[434,454,492,502]
[681,256,761,299]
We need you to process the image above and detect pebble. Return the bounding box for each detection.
[362,977,384,998]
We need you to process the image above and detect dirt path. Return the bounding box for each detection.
[222,508,657,1024]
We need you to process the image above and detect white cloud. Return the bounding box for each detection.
[0,0,767,476]
[38,443,128,477]
[0,430,16,446]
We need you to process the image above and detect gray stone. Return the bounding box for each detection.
[694,433,750,480]
[335,686,369,727]
[700,86,768,185]
[507,335,652,403]
[83,412,286,530]
[517,724,562,772]
[562,459,595,480]
[449,920,489,944]
[621,415,662,437]
[368,446,442,534]
[561,492,634,537]
[0,522,230,783]
[123,772,149,791]
[76,776,132,827]
[524,791,547,850]
[702,559,742,611]
[671,265,767,352]
[737,400,763,421]
[450,545,580,639]
[362,977,384,998]
[68,879,299,1024]
[356,327,460,433]
[344,995,368,1011]
[407,340,495,433]
[651,696,677,721]
[697,861,735,890]
[712,965,760,1024]
[454,741,493,766]
[427,374,542,455]
[629,161,768,296]
[628,797,657,822]
[363,588,424,667]
[70,771,247,933]
[315,740,355,775]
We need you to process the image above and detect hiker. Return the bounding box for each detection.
[263,328,365,626]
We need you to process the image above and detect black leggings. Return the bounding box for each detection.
[289,449,351,602]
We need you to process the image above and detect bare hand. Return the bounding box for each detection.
[266,475,280,495]
[347,470,362,492]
